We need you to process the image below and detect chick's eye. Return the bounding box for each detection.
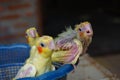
[25,33,28,37]
[40,43,45,47]
[79,28,82,31]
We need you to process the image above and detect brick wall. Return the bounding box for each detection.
[0,0,42,44]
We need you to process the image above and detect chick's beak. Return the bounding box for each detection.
[37,46,43,54]
[79,32,84,37]
[30,30,36,38]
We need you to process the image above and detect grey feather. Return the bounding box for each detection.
[55,27,77,44]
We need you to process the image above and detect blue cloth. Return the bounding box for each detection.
[0,44,74,80]
[17,64,74,80]
[0,43,30,65]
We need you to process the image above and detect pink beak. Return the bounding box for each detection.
[30,30,35,38]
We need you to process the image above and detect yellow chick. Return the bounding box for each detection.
[75,21,93,54]
[52,21,93,66]
[14,36,55,79]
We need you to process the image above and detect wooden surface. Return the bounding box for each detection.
[94,53,120,79]
[67,54,119,80]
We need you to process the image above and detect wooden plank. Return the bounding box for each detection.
[67,54,119,80]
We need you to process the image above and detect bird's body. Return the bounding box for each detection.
[52,39,83,65]
[52,21,93,65]
[26,45,55,76]
[52,27,83,65]
[14,36,55,79]
[25,27,40,60]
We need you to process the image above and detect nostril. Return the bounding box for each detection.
[86,30,90,33]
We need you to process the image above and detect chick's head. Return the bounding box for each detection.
[26,27,39,41]
[35,36,55,58]
[75,21,93,40]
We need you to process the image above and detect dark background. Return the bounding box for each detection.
[41,0,120,56]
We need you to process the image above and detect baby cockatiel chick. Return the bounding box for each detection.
[52,21,93,66]
[25,27,40,60]
[25,27,39,46]
[14,36,55,79]
[75,21,93,54]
